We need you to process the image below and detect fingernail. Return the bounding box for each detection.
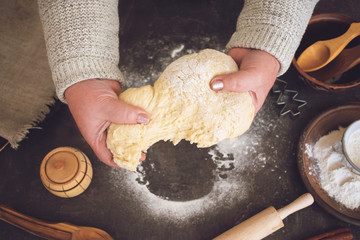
[137,113,150,125]
[211,80,223,91]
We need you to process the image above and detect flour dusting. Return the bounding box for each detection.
[109,44,289,225]
[109,164,250,223]
[307,127,360,210]
[210,105,285,173]
[171,44,185,58]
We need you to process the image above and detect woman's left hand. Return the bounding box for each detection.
[210,48,280,114]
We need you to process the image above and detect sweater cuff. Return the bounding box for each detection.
[226,0,318,76]
[226,25,296,76]
[52,57,125,103]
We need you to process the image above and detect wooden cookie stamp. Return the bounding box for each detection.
[40,147,93,198]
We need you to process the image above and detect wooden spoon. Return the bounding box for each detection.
[0,205,114,240]
[297,22,360,72]
[308,44,360,82]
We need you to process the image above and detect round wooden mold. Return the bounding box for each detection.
[40,147,93,198]
[298,103,360,225]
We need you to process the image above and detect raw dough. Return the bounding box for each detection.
[106,49,255,171]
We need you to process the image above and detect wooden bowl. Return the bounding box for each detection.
[292,13,360,91]
[298,103,360,225]
[40,147,93,198]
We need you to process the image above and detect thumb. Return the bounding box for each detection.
[210,70,259,93]
[210,70,260,113]
[104,98,150,125]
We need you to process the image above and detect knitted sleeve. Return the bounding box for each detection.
[226,0,319,76]
[37,0,124,103]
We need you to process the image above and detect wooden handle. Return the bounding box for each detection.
[0,205,113,240]
[305,228,353,240]
[346,22,360,37]
[214,207,284,240]
[328,22,360,56]
[214,193,314,240]
[278,193,314,220]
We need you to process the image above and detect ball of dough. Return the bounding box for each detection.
[107,49,255,171]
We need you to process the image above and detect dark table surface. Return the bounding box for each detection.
[1,0,360,239]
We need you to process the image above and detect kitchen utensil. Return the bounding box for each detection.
[40,147,93,198]
[305,228,353,240]
[292,13,360,92]
[298,103,360,226]
[0,205,114,240]
[272,79,307,117]
[214,193,314,240]
[309,44,360,82]
[343,119,360,173]
[297,22,360,72]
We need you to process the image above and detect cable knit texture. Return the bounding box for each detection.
[38,0,124,102]
[227,0,319,76]
[38,0,319,102]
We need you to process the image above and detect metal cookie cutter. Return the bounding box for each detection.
[272,78,307,117]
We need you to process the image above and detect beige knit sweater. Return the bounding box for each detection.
[38,0,318,103]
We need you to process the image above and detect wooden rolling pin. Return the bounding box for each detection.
[0,205,113,240]
[214,193,314,240]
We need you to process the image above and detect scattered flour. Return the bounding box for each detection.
[211,103,285,167]
[310,127,360,210]
[107,101,288,225]
[109,162,250,224]
[305,144,314,158]
[108,44,291,225]
[171,44,185,58]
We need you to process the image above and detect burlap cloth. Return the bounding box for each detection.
[0,0,55,148]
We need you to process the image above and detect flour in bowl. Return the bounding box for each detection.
[311,127,360,210]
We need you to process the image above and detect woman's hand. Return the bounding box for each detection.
[211,48,280,113]
[65,79,149,168]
